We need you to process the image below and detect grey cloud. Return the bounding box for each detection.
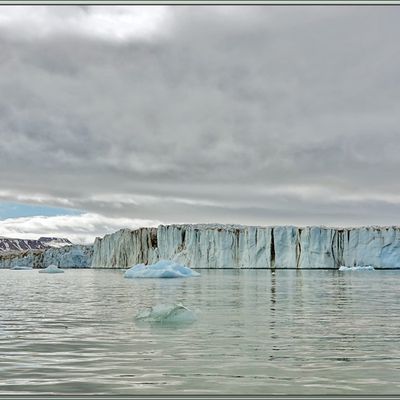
[0,212,161,244]
[1,5,400,230]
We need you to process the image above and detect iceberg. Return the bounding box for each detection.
[135,303,197,324]
[124,260,200,279]
[10,265,32,270]
[38,264,65,274]
[339,265,375,271]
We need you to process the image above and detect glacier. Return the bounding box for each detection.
[43,245,93,268]
[92,224,400,269]
[0,245,93,269]
[2,224,400,270]
[124,260,200,279]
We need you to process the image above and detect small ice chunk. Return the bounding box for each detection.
[124,260,200,279]
[339,265,375,271]
[11,266,32,270]
[135,303,197,324]
[38,264,65,274]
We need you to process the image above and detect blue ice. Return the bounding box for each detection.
[124,260,200,279]
[38,264,65,274]
[339,265,375,271]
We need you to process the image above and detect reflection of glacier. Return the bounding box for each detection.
[92,225,400,269]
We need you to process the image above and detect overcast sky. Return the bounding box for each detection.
[0,5,400,243]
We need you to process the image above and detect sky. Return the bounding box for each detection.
[1,5,400,244]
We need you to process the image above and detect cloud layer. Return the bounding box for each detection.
[1,5,400,242]
[0,213,160,244]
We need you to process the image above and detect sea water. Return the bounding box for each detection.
[0,268,399,394]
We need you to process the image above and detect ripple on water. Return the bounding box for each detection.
[0,269,400,394]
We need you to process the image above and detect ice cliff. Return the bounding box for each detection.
[0,249,44,269]
[91,224,400,269]
[43,245,93,268]
[3,224,400,270]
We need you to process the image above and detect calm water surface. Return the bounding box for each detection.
[0,268,399,394]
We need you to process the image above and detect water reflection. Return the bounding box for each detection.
[295,269,304,311]
[0,269,399,394]
[269,270,279,361]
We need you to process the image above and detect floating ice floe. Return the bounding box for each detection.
[135,303,197,324]
[38,264,65,274]
[124,260,200,279]
[339,265,375,271]
[11,266,32,270]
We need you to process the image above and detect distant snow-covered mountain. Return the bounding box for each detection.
[0,236,72,253]
[37,237,73,248]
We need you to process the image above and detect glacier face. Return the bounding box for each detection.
[43,245,93,268]
[3,224,399,270]
[0,250,44,269]
[91,228,158,268]
[91,224,400,269]
[0,245,93,269]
